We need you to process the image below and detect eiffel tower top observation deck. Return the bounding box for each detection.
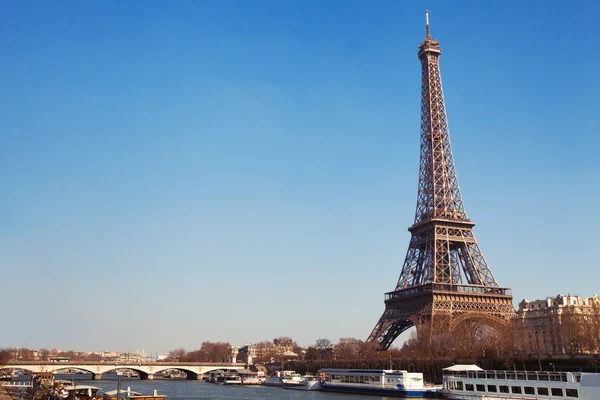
[366,11,515,350]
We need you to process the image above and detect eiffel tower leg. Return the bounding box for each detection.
[367,313,414,350]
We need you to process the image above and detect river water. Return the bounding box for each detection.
[28,374,431,400]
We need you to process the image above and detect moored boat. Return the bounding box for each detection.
[282,374,322,391]
[320,368,438,398]
[62,384,101,400]
[439,364,600,399]
[262,370,297,387]
[102,388,167,400]
[262,375,284,387]
[221,373,242,385]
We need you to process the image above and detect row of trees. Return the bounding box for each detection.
[561,304,600,355]
[165,342,233,363]
[0,348,80,362]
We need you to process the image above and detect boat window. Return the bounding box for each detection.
[576,375,581,383]
[511,386,522,394]
[562,373,568,382]
[526,372,537,380]
[477,372,486,379]
[373,376,380,382]
[538,372,549,381]
[551,388,563,396]
[524,386,535,395]
[566,388,579,397]
[476,384,485,392]
[486,372,496,379]
[537,387,549,395]
[499,385,509,393]
[516,372,526,380]
[456,381,463,391]
[465,384,474,391]
[549,373,560,381]
[468,371,476,379]
[487,385,497,392]
[496,371,506,380]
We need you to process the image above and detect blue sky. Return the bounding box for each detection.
[1,0,599,355]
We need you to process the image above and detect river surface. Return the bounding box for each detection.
[21,374,431,400]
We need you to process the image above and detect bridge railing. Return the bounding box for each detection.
[5,361,245,366]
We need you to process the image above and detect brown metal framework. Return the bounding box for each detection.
[367,12,515,350]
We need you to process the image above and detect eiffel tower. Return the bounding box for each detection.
[366,11,515,350]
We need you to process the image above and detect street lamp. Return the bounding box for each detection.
[549,363,556,372]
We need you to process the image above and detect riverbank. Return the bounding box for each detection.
[1,387,30,400]
[0,388,12,400]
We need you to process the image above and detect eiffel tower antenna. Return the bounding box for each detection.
[366,11,515,350]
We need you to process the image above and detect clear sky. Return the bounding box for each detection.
[1,0,599,355]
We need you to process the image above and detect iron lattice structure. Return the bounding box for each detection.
[367,12,515,350]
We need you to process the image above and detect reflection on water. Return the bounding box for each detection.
[13,374,428,400]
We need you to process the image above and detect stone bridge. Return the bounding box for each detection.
[4,361,246,380]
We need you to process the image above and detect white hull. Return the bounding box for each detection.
[283,380,322,391]
[262,377,283,387]
[441,366,600,400]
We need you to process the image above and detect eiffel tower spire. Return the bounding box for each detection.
[366,12,515,350]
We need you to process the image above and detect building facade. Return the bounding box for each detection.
[236,337,295,364]
[517,294,600,355]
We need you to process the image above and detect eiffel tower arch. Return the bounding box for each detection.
[366,12,516,350]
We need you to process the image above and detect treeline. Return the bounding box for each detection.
[165,342,232,362]
[0,348,85,362]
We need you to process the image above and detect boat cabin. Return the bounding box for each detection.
[62,385,101,400]
[321,368,427,389]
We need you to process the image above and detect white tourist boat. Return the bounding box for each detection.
[320,368,439,398]
[220,373,242,385]
[262,370,296,387]
[282,374,322,391]
[439,364,600,399]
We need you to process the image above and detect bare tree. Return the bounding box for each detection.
[562,307,586,355]
[335,338,363,360]
[583,300,600,354]
[202,342,232,362]
[357,341,380,360]
[167,348,187,362]
[0,350,11,366]
[315,338,331,348]
[304,347,319,361]
[39,349,50,362]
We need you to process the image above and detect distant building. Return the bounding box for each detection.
[517,294,600,354]
[236,338,295,364]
